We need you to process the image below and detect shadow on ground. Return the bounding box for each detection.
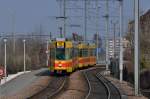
[35,69,69,77]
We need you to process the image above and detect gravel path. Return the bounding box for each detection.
[29,76,67,99]
[54,70,88,99]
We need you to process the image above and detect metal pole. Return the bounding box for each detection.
[119,0,123,82]
[84,0,87,41]
[4,39,7,82]
[134,0,140,96]
[63,0,66,38]
[111,21,117,59]
[105,0,109,70]
[23,40,26,73]
[59,27,63,38]
[12,13,16,71]
[46,40,49,66]
[96,0,99,64]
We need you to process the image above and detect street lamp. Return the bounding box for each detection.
[4,38,7,82]
[117,0,123,82]
[23,39,26,73]
[111,20,118,59]
[134,0,140,96]
[46,40,49,67]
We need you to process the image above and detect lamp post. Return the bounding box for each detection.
[105,0,109,70]
[46,40,49,67]
[4,38,7,82]
[111,21,118,59]
[134,0,140,96]
[96,0,99,64]
[23,39,26,73]
[118,0,124,82]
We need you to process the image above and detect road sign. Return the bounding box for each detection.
[0,67,4,77]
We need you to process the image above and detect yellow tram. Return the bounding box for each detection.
[48,38,96,74]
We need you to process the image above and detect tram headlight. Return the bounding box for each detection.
[59,64,62,67]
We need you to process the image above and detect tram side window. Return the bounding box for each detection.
[90,49,94,56]
[51,49,55,58]
[66,48,72,60]
[50,48,55,66]
[82,49,87,57]
[94,49,96,56]
[90,49,93,56]
[79,49,82,57]
[86,49,88,57]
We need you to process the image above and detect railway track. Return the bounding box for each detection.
[27,76,67,99]
[83,67,121,99]
[96,72,121,99]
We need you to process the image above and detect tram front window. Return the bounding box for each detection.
[56,48,65,60]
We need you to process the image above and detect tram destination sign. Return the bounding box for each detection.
[57,41,65,48]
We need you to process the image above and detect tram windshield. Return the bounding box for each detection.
[56,48,65,60]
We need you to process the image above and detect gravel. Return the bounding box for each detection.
[54,70,88,99]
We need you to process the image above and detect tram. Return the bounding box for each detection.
[48,38,96,74]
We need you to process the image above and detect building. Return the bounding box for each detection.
[127,9,150,68]
[108,38,130,58]
[108,38,120,58]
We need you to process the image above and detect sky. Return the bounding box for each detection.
[0,0,149,39]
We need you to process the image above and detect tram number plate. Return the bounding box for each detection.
[57,42,64,48]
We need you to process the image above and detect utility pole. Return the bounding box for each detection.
[84,0,87,41]
[46,40,49,67]
[12,13,16,71]
[111,21,117,59]
[96,0,99,64]
[105,0,109,70]
[23,40,26,73]
[49,32,52,40]
[118,0,124,82]
[4,39,7,82]
[59,27,63,38]
[63,0,66,38]
[134,0,140,96]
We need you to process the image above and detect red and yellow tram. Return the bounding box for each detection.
[48,38,96,74]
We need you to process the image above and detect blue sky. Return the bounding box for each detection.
[0,0,149,39]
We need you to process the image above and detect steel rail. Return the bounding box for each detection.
[27,77,67,99]
[48,77,67,98]
[96,72,122,99]
[96,73,111,99]
[83,70,92,99]
[83,67,105,99]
